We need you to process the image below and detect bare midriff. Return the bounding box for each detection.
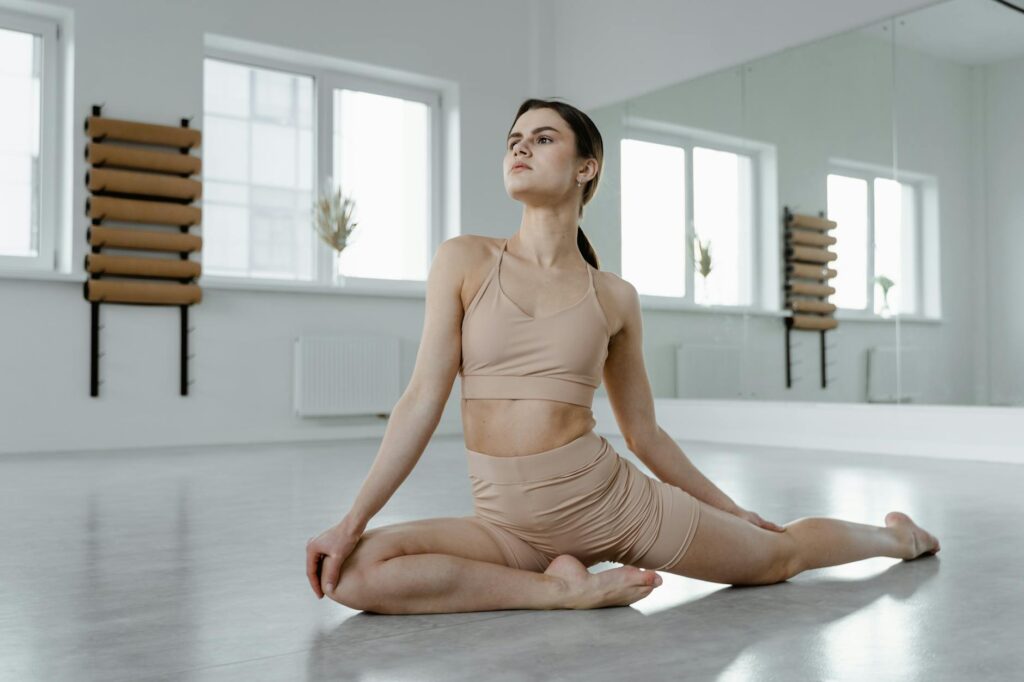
[461,398,597,457]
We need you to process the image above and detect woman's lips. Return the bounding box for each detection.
[511,165,530,172]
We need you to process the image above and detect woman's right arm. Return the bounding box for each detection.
[307,236,473,598]
[344,235,471,529]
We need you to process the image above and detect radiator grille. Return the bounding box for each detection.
[867,345,922,403]
[293,335,401,416]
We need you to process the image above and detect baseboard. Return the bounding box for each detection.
[6,402,1018,465]
[592,399,1024,465]
[0,416,465,457]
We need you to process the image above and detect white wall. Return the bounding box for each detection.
[550,0,942,109]
[984,55,1024,406]
[0,0,968,455]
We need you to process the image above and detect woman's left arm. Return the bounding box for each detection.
[602,277,783,531]
[628,426,739,512]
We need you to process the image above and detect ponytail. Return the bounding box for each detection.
[577,226,599,269]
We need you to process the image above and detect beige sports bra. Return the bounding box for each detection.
[460,239,611,408]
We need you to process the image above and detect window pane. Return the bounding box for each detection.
[0,27,41,257]
[693,146,751,305]
[826,173,868,310]
[203,59,249,118]
[899,182,918,315]
[253,68,295,122]
[251,121,299,187]
[203,115,248,183]
[873,178,916,315]
[202,58,314,279]
[202,200,249,274]
[333,89,430,281]
[621,138,686,297]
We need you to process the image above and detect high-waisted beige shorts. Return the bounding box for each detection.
[466,430,702,572]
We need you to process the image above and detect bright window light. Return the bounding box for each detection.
[827,173,869,310]
[332,89,430,281]
[620,138,687,297]
[693,146,751,305]
[873,177,917,315]
[0,27,41,257]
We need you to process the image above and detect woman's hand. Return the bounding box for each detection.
[306,517,365,599]
[728,505,787,532]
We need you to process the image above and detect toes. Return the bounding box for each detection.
[639,569,662,587]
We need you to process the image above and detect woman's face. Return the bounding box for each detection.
[504,108,580,207]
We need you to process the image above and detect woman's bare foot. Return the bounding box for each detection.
[885,511,941,560]
[544,554,663,609]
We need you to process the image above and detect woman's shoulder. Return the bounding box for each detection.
[591,268,635,337]
[440,234,503,267]
[438,236,504,305]
[592,266,633,304]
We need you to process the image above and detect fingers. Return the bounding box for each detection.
[749,513,785,532]
[321,555,343,597]
[306,542,324,599]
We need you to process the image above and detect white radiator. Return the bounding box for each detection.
[866,345,923,403]
[293,335,402,417]
[675,344,742,399]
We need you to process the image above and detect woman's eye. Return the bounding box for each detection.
[508,136,552,150]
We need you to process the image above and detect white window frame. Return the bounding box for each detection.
[202,42,445,289]
[0,9,60,274]
[621,115,775,311]
[827,158,927,318]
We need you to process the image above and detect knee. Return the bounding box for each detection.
[744,536,801,586]
[771,535,803,583]
[326,564,380,611]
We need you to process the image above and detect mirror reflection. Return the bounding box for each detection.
[587,0,1023,407]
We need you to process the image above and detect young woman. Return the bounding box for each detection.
[305,99,940,615]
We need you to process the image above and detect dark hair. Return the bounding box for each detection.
[508,98,603,269]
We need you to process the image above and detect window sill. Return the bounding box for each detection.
[639,295,941,324]
[0,269,428,300]
[200,275,426,299]
[0,269,82,284]
[834,311,941,325]
[639,296,785,318]
[0,270,944,324]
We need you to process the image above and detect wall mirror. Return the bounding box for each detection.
[585,0,1023,408]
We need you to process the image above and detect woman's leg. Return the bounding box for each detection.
[662,500,940,585]
[326,516,660,614]
[781,510,940,573]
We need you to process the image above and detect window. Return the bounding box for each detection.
[0,12,59,273]
[332,90,430,281]
[620,124,758,307]
[202,51,439,285]
[827,167,922,316]
[693,146,753,306]
[620,139,686,298]
[203,59,315,280]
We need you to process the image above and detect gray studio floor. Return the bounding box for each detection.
[1,432,1020,681]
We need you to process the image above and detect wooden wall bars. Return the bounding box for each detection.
[83,104,202,397]
[783,206,838,389]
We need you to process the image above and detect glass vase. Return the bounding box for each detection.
[696,275,713,306]
[334,250,346,286]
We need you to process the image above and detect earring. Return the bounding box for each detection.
[576,179,583,187]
